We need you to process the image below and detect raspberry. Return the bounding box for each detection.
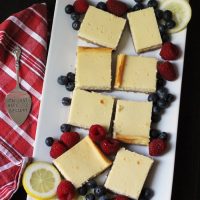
[115,195,129,200]
[160,42,180,60]
[56,180,75,200]
[157,61,177,81]
[50,141,67,159]
[89,124,107,143]
[73,0,89,14]
[100,138,121,155]
[149,138,167,156]
[106,0,128,17]
[60,132,80,149]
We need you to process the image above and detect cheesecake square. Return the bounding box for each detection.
[105,148,153,200]
[113,100,152,145]
[127,7,162,53]
[68,89,114,130]
[75,47,112,90]
[78,6,126,49]
[114,54,157,93]
[54,136,112,188]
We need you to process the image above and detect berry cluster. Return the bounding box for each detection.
[58,72,75,91]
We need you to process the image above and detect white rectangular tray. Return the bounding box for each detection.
[31,0,187,199]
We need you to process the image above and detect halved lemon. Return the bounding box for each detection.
[160,0,192,33]
[22,162,61,200]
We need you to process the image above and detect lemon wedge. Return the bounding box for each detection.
[160,0,192,33]
[22,162,61,200]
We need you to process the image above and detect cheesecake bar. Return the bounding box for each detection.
[78,6,126,49]
[114,54,157,93]
[68,89,114,130]
[54,136,112,188]
[105,148,153,200]
[127,7,162,53]
[113,100,152,145]
[75,47,112,90]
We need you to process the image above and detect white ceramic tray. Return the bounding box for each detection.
[31,0,187,199]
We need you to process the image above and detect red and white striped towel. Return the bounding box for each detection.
[0,3,47,199]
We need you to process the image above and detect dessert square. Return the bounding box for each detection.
[104,148,153,200]
[68,89,114,130]
[75,47,112,90]
[113,100,152,145]
[78,6,126,49]
[114,54,157,93]
[127,7,162,53]
[54,136,112,188]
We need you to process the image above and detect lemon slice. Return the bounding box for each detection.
[160,0,192,33]
[22,162,61,199]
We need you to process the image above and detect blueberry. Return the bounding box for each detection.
[141,188,154,199]
[150,129,161,139]
[72,20,81,30]
[157,78,166,88]
[96,2,107,11]
[65,4,74,14]
[60,124,71,132]
[99,195,109,200]
[62,97,71,106]
[163,10,173,21]
[57,75,68,85]
[157,87,168,99]
[45,137,54,146]
[132,3,144,11]
[85,193,95,200]
[94,186,106,197]
[161,33,170,42]
[77,185,87,196]
[159,24,167,34]
[148,93,158,103]
[151,114,161,123]
[66,72,75,82]
[86,179,97,189]
[152,105,162,114]
[159,132,168,140]
[166,20,176,29]
[147,0,158,9]
[166,93,175,103]
[71,12,80,21]
[65,81,75,91]
[157,99,168,109]
[155,9,163,20]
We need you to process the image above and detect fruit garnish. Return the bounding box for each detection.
[73,0,89,14]
[100,138,120,155]
[60,132,80,149]
[115,195,129,200]
[160,42,180,60]
[89,124,107,143]
[22,162,61,199]
[50,141,67,159]
[160,0,192,33]
[149,138,167,156]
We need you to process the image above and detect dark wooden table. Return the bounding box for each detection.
[1,0,200,200]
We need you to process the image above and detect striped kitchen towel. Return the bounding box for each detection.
[0,3,47,199]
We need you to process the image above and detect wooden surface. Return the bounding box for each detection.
[0,0,200,200]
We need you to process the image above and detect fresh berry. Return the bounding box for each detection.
[45,137,54,146]
[151,114,161,123]
[159,132,168,140]
[157,99,168,109]
[152,105,162,114]
[86,193,95,200]
[157,61,177,81]
[156,87,168,99]
[57,180,76,200]
[72,20,81,30]
[99,195,109,200]
[65,4,74,14]
[94,186,106,197]
[132,3,144,11]
[163,10,172,21]
[148,93,158,103]
[57,75,68,85]
[100,138,120,155]
[166,93,175,103]
[60,123,72,132]
[86,179,97,189]
[159,24,166,34]
[141,188,154,199]
[73,0,89,14]
[160,42,179,60]
[66,72,75,82]
[89,124,107,143]
[155,9,163,20]
[50,141,67,159]
[65,81,75,91]
[60,132,80,149]
[149,138,167,156]
[157,77,166,88]
[62,97,71,106]
[106,0,128,17]
[115,195,129,200]
[161,33,170,42]
[166,20,176,29]
[71,12,81,21]
[77,184,87,196]
[147,0,158,9]
[150,129,161,139]
[96,2,107,11]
